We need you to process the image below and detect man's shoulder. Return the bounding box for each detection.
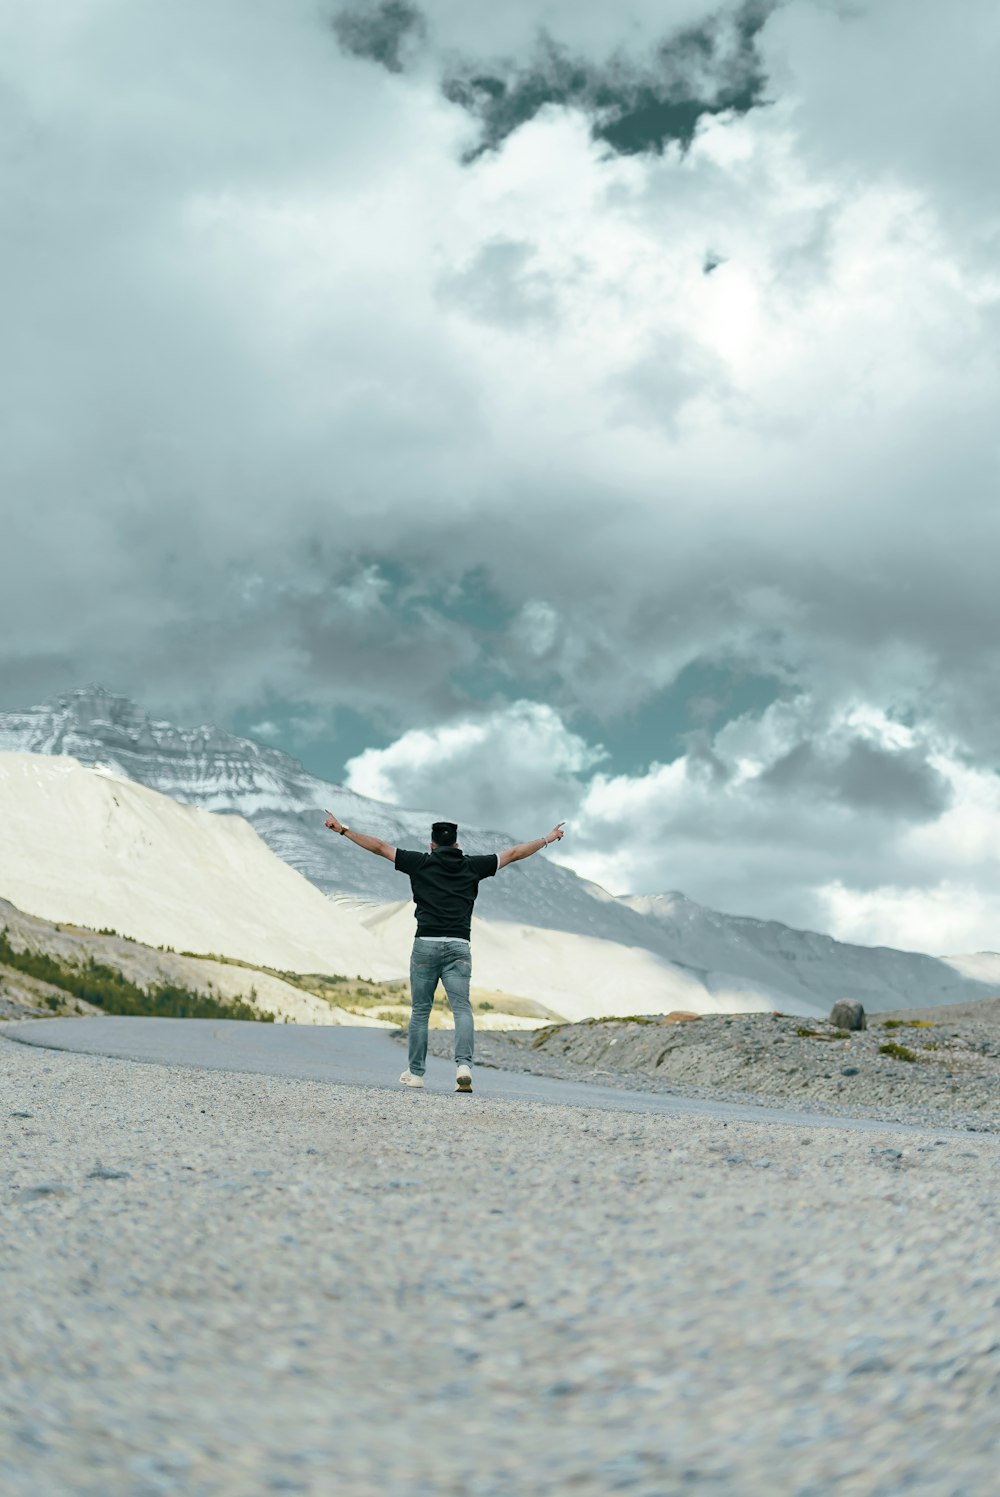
[394,847,430,874]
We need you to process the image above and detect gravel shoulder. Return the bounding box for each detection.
[425,1001,1000,1134]
[3,1032,1000,1497]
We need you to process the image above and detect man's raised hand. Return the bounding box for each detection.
[547,823,566,844]
[324,810,344,834]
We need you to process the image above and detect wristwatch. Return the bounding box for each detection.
[339,826,349,835]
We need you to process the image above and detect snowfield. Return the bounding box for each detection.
[0,754,395,981]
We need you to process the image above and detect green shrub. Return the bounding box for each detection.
[0,929,273,1022]
[879,1041,921,1063]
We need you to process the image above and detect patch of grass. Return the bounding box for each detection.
[880,1019,935,1029]
[0,928,273,1022]
[879,1041,922,1063]
[171,951,557,1023]
[531,1023,567,1049]
[796,1027,849,1040]
[584,1014,661,1026]
[371,1006,412,1026]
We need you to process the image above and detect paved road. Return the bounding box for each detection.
[1,1016,969,1134]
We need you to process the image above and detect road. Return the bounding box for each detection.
[1,1016,969,1134]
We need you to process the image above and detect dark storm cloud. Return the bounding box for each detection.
[760,738,952,821]
[679,728,730,783]
[331,0,773,161]
[332,0,426,73]
[443,1,772,160]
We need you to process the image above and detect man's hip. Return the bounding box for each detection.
[409,937,473,998]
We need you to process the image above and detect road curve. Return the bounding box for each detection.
[1,1016,972,1135]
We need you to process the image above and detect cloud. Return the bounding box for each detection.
[332,0,426,74]
[340,692,1000,952]
[568,701,1000,953]
[332,0,775,161]
[5,0,1000,947]
[818,882,1000,959]
[759,737,952,820]
[440,8,770,162]
[344,701,606,828]
[764,0,1000,232]
[434,238,561,327]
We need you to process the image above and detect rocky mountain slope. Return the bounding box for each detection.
[2,688,998,1017]
[622,892,990,1017]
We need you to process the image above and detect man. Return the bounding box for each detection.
[323,812,565,1092]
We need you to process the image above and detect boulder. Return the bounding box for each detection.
[830,999,866,1031]
[662,1010,702,1024]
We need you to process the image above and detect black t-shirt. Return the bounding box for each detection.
[394,846,500,940]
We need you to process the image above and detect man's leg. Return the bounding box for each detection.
[439,942,474,1069]
[407,939,442,1077]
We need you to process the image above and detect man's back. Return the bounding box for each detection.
[394,846,499,940]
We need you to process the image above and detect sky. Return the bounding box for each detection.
[3,0,1000,954]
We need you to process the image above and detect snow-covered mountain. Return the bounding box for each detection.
[1,687,997,1016]
[0,753,392,979]
[0,687,614,931]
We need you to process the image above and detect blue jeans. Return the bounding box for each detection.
[407,938,474,1076]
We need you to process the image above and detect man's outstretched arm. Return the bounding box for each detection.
[497,823,565,870]
[324,812,396,862]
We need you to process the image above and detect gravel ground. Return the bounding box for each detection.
[3,1033,1000,1496]
[426,1005,1000,1134]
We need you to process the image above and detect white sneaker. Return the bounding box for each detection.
[455,1065,473,1093]
[399,1070,424,1089]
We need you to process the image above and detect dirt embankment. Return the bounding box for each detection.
[440,1003,1000,1126]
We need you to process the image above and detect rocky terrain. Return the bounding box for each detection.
[427,1002,1000,1131]
[3,1030,1000,1496]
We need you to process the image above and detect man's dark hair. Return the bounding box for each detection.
[431,821,458,847]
